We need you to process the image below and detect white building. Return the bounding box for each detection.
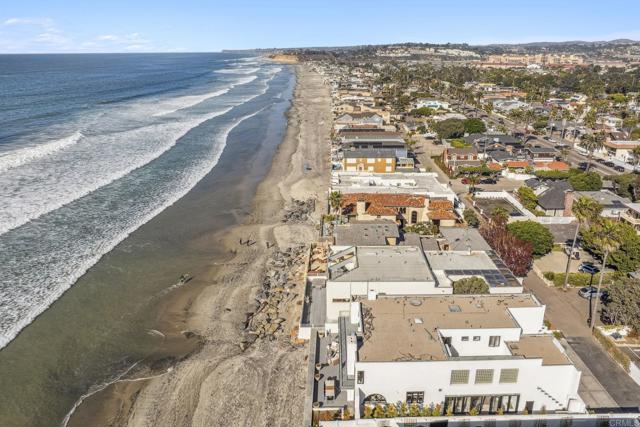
[415,98,450,111]
[324,244,523,332]
[331,172,457,203]
[316,294,584,422]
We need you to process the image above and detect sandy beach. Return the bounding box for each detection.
[67,64,331,427]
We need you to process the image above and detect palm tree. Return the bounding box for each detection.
[579,133,604,171]
[632,145,640,171]
[590,219,621,330]
[562,197,603,291]
[467,174,480,194]
[328,191,343,216]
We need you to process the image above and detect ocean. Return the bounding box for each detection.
[0,53,295,426]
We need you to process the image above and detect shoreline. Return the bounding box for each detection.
[67,64,331,427]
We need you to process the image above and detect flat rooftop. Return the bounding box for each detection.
[507,335,571,366]
[330,246,434,283]
[359,295,539,362]
[331,171,454,198]
[334,221,399,246]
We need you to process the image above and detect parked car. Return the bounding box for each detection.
[596,158,606,164]
[578,262,600,274]
[461,177,469,184]
[578,286,604,299]
[554,144,568,150]
[604,161,615,167]
[544,136,557,143]
[578,162,588,171]
[614,165,625,172]
[480,178,497,184]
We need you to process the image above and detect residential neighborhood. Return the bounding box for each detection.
[289,44,640,426]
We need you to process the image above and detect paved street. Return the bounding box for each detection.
[567,337,640,411]
[524,272,640,410]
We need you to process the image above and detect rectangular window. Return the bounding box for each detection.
[489,336,501,347]
[475,369,494,384]
[461,336,469,342]
[367,158,375,163]
[473,336,481,341]
[406,391,424,404]
[499,368,519,383]
[450,370,469,385]
[357,371,365,384]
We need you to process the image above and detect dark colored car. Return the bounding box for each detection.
[604,161,615,167]
[596,158,606,164]
[480,178,497,184]
[614,165,625,172]
[578,262,600,274]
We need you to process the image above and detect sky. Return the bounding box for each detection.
[1,0,640,53]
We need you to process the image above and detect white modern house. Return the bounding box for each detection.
[324,244,524,332]
[315,294,585,422]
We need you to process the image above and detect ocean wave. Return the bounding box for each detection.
[152,88,231,117]
[0,107,233,236]
[215,67,260,75]
[0,131,84,173]
[0,107,267,349]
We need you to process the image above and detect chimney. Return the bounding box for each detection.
[564,190,574,217]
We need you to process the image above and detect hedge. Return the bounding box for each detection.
[593,327,630,372]
[542,271,616,288]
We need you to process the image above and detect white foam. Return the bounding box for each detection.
[152,88,231,117]
[215,67,260,75]
[0,107,267,349]
[0,107,233,236]
[0,131,84,172]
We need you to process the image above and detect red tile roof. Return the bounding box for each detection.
[341,193,426,216]
[534,161,570,171]
[487,162,503,171]
[428,210,458,220]
[429,200,454,210]
[506,161,530,168]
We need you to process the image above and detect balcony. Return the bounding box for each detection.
[621,210,640,226]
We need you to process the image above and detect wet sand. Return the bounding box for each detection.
[67,65,331,426]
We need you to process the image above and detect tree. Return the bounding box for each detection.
[516,186,539,213]
[569,171,602,191]
[466,173,480,194]
[410,107,435,117]
[506,220,554,256]
[434,118,465,139]
[463,118,487,134]
[590,219,621,330]
[363,406,373,418]
[579,133,604,172]
[399,402,409,416]
[329,191,342,215]
[463,208,480,227]
[562,197,603,290]
[480,216,534,276]
[602,279,640,333]
[453,277,490,294]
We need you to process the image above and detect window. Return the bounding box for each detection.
[499,368,519,383]
[411,211,418,224]
[399,207,407,214]
[450,370,469,385]
[473,336,481,341]
[475,369,494,384]
[461,336,469,342]
[489,336,501,347]
[406,391,424,404]
[357,371,365,384]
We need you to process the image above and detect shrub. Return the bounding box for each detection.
[453,277,490,294]
[449,139,471,149]
[593,327,630,372]
[463,208,480,227]
[404,222,439,236]
[569,171,602,191]
[506,220,554,256]
[542,271,616,287]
